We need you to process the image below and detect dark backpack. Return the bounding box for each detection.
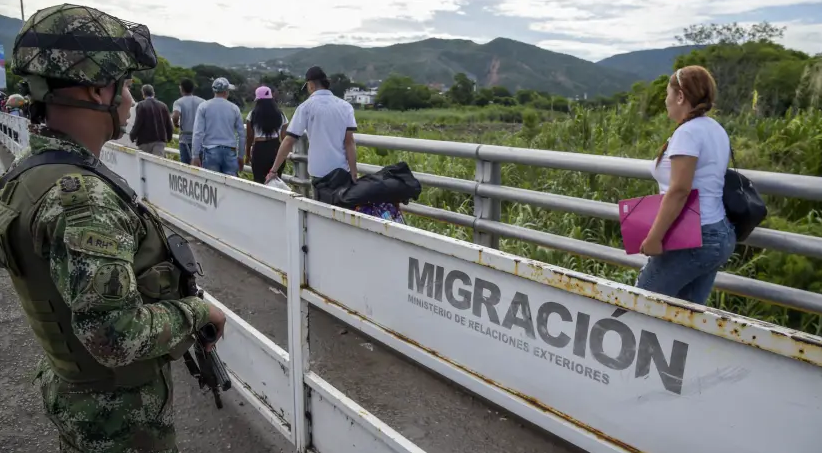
[723,147,767,242]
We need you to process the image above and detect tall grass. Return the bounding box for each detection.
[177,101,822,333]
[349,103,822,335]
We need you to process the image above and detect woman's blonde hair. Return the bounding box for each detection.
[656,65,718,165]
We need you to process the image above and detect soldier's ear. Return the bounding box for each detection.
[86,86,106,105]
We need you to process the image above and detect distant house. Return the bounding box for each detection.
[344,87,378,106]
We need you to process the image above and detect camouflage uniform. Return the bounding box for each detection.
[2,5,212,452]
[14,125,210,452]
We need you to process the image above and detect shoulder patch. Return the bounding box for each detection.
[80,230,121,256]
[63,226,133,263]
[92,263,132,301]
[57,174,89,208]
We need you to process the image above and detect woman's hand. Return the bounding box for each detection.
[640,235,664,256]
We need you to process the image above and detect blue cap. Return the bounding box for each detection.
[212,77,236,92]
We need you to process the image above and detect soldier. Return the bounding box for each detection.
[0,4,226,452]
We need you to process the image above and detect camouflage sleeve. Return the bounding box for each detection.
[32,173,212,368]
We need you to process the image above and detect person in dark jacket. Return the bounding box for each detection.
[130,84,173,156]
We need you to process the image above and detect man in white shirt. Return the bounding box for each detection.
[265,66,358,192]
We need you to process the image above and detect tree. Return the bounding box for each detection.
[376,74,432,111]
[190,64,249,109]
[131,56,196,107]
[327,73,365,98]
[3,67,23,94]
[515,89,539,105]
[675,21,786,46]
[675,41,810,114]
[448,73,475,105]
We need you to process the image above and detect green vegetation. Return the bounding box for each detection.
[149,21,822,335]
[3,13,819,333]
[347,104,822,336]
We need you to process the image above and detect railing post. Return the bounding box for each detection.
[294,136,310,198]
[287,200,311,450]
[473,150,501,249]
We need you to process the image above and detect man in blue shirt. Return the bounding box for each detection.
[191,77,245,176]
[171,78,205,165]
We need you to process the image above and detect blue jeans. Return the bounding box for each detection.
[179,142,192,165]
[203,146,239,176]
[636,217,736,305]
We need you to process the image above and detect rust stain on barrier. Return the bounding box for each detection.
[232,371,292,431]
[464,249,822,367]
[310,289,642,453]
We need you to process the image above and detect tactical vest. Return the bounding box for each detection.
[0,150,198,389]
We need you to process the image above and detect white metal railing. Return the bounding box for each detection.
[98,142,822,453]
[0,112,28,169]
[3,112,822,452]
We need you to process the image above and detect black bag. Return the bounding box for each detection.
[723,147,767,242]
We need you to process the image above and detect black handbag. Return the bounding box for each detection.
[723,147,767,242]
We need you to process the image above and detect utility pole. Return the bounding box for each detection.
[20,0,25,21]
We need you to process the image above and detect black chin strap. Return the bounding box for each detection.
[39,78,126,141]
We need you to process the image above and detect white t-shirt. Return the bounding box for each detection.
[286,90,357,178]
[650,116,730,225]
[246,110,289,139]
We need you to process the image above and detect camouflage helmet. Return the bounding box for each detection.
[12,3,157,95]
[11,4,158,139]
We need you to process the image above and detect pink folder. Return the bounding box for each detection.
[619,189,702,255]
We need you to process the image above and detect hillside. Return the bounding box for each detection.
[596,45,706,81]
[274,38,640,97]
[0,15,303,68]
[0,13,678,96]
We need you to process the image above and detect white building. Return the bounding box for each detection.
[343,87,378,106]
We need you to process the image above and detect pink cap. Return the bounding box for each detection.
[255,86,273,100]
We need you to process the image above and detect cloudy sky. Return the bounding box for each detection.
[2,0,820,61]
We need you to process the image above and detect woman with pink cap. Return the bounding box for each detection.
[246,85,289,183]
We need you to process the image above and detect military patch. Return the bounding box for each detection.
[57,174,89,208]
[59,175,81,193]
[92,263,131,301]
[80,231,120,256]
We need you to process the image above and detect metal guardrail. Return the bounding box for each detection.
[293,133,822,314]
[3,115,821,315]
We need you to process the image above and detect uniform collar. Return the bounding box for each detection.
[28,125,95,159]
[310,89,333,97]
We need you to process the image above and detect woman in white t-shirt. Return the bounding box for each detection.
[245,86,289,183]
[635,65,736,305]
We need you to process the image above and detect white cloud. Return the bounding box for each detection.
[536,40,634,61]
[1,0,468,48]
[779,21,822,55]
[1,0,818,62]
[496,0,822,59]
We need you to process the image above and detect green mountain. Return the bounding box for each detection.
[0,15,304,68]
[596,45,706,81]
[2,12,697,97]
[273,38,640,97]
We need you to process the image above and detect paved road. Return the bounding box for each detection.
[0,230,584,453]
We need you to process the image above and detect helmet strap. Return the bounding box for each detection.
[28,76,127,141]
[107,78,126,141]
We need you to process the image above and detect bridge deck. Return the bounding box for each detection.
[0,147,581,452]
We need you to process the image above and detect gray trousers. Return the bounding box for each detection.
[138,141,166,157]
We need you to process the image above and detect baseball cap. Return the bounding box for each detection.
[255,86,274,100]
[305,66,327,81]
[212,77,236,92]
